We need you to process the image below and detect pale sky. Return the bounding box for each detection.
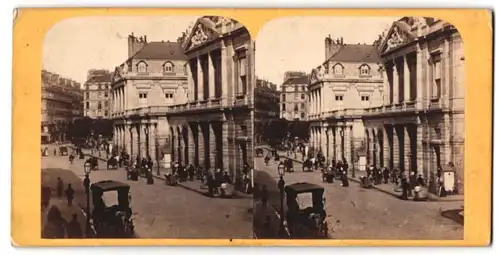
[42,16,198,84]
[255,16,399,85]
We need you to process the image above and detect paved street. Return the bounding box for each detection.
[254,156,464,240]
[42,154,253,239]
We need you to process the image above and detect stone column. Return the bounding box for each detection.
[383,126,390,168]
[186,61,194,101]
[197,57,204,100]
[382,64,389,105]
[345,126,352,168]
[123,86,127,112]
[416,44,424,109]
[208,53,215,99]
[327,127,334,161]
[149,123,156,162]
[186,124,195,165]
[443,114,451,165]
[416,124,424,176]
[209,122,217,169]
[393,125,400,170]
[367,130,372,165]
[135,125,140,159]
[222,120,230,173]
[321,125,327,156]
[443,37,451,109]
[404,125,411,176]
[198,123,205,168]
[403,54,411,102]
[127,125,133,156]
[335,127,342,161]
[220,41,228,100]
[393,60,399,103]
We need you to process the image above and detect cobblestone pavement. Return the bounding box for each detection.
[42,155,253,239]
[254,156,464,240]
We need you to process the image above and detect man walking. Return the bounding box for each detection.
[65,183,75,206]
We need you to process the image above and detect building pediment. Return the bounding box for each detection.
[183,18,220,52]
[113,66,124,82]
[380,21,416,55]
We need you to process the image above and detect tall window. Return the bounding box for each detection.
[85,92,89,99]
[164,62,174,72]
[104,101,109,107]
[104,92,108,98]
[360,64,371,76]
[137,62,147,73]
[85,102,89,109]
[282,103,286,110]
[282,94,286,102]
[301,94,305,99]
[97,102,102,110]
[431,54,442,99]
[238,56,247,95]
[104,110,108,116]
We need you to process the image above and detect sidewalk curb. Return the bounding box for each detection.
[263,146,464,203]
[152,174,253,199]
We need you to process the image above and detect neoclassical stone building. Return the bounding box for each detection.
[308,36,383,168]
[168,16,255,182]
[363,17,465,193]
[111,33,188,162]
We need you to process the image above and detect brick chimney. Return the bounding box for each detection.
[325,35,344,61]
[128,32,148,57]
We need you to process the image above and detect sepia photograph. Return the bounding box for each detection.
[41,15,255,239]
[253,16,465,239]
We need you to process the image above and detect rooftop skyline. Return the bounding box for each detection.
[255,16,399,86]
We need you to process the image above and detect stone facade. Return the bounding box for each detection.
[363,17,465,194]
[308,36,383,168]
[111,33,188,163]
[83,69,112,119]
[280,72,309,121]
[41,70,82,143]
[254,78,280,144]
[168,16,255,183]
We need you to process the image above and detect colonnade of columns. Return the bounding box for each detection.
[111,85,127,115]
[186,41,231,102]
[113,122,157,161]
[364,124,424,179]
[309,124,352,165]
[308,88,323,117]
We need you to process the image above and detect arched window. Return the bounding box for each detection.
[359,64,371,76]
[164,62,174,72]
[333,63,343,75]
[137,62,147,73]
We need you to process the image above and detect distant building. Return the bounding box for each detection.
[83,69,112,119]
[254,78,280,144]
[41,70,82,143]
[308,36,383,164]
[111,33,188,160]
[280,74,309,121]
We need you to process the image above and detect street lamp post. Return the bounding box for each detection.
[83,161,92,237]
[277,162,286,237]
[156,140,160,176]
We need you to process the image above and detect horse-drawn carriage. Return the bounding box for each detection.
[255,147,264,157]
[90,180,135,238]
[126,164,139,181]
[59,146,68,156]
[302,158,313,172]
[285,182,329,239]
[321,167,335,183]
[107,157,118,170]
